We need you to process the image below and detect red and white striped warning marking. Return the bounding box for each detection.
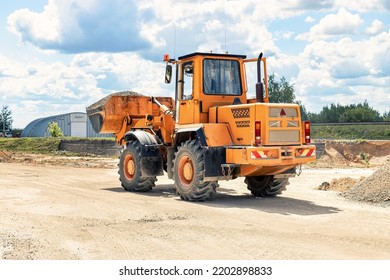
[251,151,269,159]
[298,148,315,157]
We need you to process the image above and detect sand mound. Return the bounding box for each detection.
[318,177,364,192]
[316,141,390,167]
[319,163,390,205]
[342,163,390,205]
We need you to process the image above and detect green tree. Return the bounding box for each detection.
[383,111,390,121]
[339,101,381,122]
[268,73,296,103]
[48,121,64,137]
[307,111,321,123]
[320,103,347,123]
[268,73,309,120]
[0,105,13,132]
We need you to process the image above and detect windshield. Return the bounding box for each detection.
[203,59,241,95]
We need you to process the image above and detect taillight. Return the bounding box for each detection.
[304,121,311,143]
[255,121,261,145]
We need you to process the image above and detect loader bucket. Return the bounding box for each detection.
[86,91,148,134]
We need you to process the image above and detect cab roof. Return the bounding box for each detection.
[178,52,247,60]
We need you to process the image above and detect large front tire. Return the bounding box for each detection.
[245,176,289,197]
[118,141,156,192]
[173,140,218,201]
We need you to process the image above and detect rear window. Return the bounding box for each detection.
[203,59,242,96]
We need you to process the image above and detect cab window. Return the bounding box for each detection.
[178,61,194,100]
[203,59,241,95]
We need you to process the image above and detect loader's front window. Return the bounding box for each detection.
[203,59,241,95]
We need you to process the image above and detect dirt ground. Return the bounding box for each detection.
[1,153,389,260]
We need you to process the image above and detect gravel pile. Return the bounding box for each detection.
[318,177,363,192]
[86,91,144,113]
[342,163,390,205]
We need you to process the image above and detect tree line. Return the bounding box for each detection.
[267,73,389,123]
[307,101,389,123]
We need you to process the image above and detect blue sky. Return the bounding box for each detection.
[1,0,389,128]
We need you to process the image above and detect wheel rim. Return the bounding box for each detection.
[124,154,136,180]
[178,155,194,188]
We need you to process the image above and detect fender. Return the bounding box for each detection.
[124,129,160,145]
[174,124,207,147]
[123,130,164,177]
[169,125,230,180]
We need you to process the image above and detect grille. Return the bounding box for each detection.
[231,107,250,118]
[269,130,300,143]
[235,121,250,128]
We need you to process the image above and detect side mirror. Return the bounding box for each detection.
[165,65,172,84]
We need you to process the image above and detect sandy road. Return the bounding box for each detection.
[0,162,389,260]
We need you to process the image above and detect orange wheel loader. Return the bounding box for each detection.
[86,52,316,201]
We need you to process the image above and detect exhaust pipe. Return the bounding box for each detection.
[256,52,264,103]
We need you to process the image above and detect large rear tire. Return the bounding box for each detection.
[118,141,156,192]
[173,140,218,201]
[245,175,289,197]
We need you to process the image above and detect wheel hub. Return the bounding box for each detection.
[178,155,194,186]
[124,154,136,179]
[183,162,193,181]
[127,160,135,176]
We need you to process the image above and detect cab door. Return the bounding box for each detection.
[177,61,195,124]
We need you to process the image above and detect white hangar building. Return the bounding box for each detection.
[21,112,112,138]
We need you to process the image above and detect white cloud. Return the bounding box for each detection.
[202,19,224,33]
[6,0,357,57]
[266,54,300,80]
[304,16,315,23]
[366,19,384,35]
[70,53,171,95]
[384,0,390,11]
[331,59,370,79]
[7,5,60,44]
[0,51,173,127]
[371,31,390,77]
[296,8,363,41]
[290,0,333,10]
[282,31,294,40]
[7,0,150,53]
[0,56,96,100]
[136,0,327,57]
[290,30,390,113]
[334,0,384,12]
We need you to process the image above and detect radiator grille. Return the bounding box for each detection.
[269,130,300,143]
[231,107,250,118]
[235,121,250,128]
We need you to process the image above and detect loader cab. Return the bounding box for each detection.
[165,52,248,125]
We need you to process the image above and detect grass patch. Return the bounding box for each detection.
[312,124,390,140]
[0,137,62,154]
[0,137,117,155]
